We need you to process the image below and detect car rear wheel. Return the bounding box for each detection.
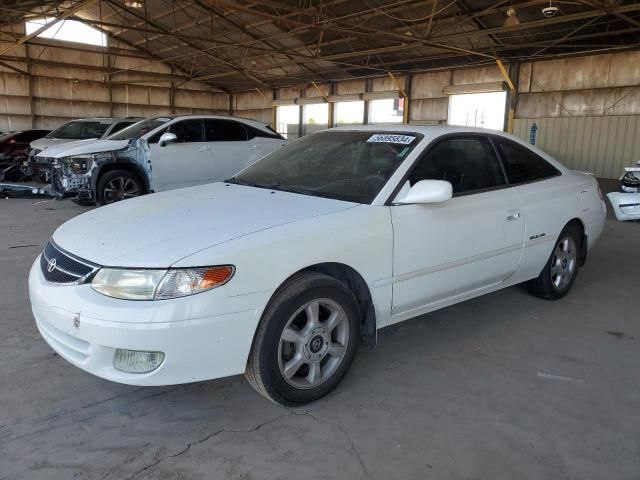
[527,223,581,300]
[245,272,360,406]
[97,170,143,205]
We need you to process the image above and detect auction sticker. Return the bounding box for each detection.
[367,134,415,144]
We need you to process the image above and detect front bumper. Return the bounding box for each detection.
[607,192,640,221]
[28,257,272,386]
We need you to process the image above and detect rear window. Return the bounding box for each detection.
[494,138,560,184]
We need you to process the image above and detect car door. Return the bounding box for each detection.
[389,134,525,323]
[491,136,567,281]
[148,119,213,191]
[203,119,260,180]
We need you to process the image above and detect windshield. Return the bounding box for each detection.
[109,117,171,140]
[228,131,421,204]
[46,121,109,140]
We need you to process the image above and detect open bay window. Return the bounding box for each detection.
[302,103,329,135]
[275,105,300,140]
[335,101,365,126]
[368,97,404,124]
[445,82,507,131]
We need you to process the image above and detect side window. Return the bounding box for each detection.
[13,132,28,142]
[409,136,506,195]
[494,138,560,184]
[110,122,134,135]
[25,131,47,141]
[203,119,247,142]
[246,125,285,140]
[167,119,204,143]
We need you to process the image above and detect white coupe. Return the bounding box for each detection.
[29,126,606,405]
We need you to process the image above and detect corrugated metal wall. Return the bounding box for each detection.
[0,30,230,132]
[514,116,640,178]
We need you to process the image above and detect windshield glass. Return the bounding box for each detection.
[109,117,171,140]
[46,121,110,140]
[229,131,421,204]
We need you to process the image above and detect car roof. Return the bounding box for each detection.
[158,114,270,129]
[328,124,529,143]
[66,117,143,123]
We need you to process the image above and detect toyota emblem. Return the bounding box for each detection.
[47,257,57,273]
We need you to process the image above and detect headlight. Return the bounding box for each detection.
[62,152,112,173]
[91,266,235,300]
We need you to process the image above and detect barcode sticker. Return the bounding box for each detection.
[367,134,415,144]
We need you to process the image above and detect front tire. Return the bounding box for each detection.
[97,170,144,205]
[245,272,361,406]
[527,224,581,300]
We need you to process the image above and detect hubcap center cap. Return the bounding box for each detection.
[304,327,329,361]
[562,258,568,269]
[310,335,323,353]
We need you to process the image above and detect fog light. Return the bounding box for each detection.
[114,349,165,373]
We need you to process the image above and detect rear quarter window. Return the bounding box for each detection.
[494,137,560,184]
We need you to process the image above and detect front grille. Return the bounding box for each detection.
[40,240,99,284]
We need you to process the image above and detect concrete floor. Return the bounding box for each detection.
[1,188,639,480]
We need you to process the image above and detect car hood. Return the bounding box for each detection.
[30,137,76,151]
[52,183,357,267]
[34,139,130,158]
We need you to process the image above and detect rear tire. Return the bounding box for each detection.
[245,272,361,406]
[96,170,144,205]
[527,223,582,300]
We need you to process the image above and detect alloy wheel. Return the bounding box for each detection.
[277,298,350,389]
[103,177,140,203]
[550,236,577,290]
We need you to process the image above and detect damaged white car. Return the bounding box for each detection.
[607,161,640,221]
[34,115,287,204]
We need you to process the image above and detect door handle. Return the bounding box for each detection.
[506,209,520,221]
[197,146,210,152]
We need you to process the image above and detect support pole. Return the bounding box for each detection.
[388,71,409,124]
[496,58,516,133]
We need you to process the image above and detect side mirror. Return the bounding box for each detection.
[158,132,177,147]
[398,180,452,204]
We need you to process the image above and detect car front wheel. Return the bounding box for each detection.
[97,170,143,205]
[245,272,360,406]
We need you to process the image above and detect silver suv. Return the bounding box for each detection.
[30,117,142,181]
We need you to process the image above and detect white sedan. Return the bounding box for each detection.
[29,126,606,405]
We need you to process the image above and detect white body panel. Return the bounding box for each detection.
[390,188,524,323]
[28,125,606,387]
[607,192,640,221]
[149,141,214,191]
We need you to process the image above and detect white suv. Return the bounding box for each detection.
[35,115,288,204]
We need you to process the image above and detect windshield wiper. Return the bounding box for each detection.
[225,179,318,196]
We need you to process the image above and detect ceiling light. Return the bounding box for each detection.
[124,0,143,8]
[503,7,520,27]
[542,1,559,18]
